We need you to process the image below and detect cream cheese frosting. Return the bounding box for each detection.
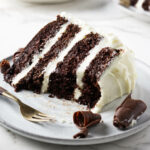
[92,49,136,113]
[10,12,136,114]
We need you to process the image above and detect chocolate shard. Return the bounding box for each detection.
[0,60,10,74]
[73,111,101,128]
[73,128,88,139]
[113,94,147,129]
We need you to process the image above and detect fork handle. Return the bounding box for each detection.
[0,86,20,104]
[0,86,7,95]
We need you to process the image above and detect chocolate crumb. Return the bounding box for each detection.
[49,93,55,98]
[0,60,10,74]
[113,94,147,129]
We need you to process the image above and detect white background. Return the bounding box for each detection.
[0,0,150,149]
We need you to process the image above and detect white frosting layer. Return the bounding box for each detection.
[12,21,70,85]
[74,36,111,100]
[41,26,92,93]
[60,12,97,33]
[135,0,145,10]
[92,49,136,113]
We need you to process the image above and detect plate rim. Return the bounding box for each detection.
[0,56,150,145]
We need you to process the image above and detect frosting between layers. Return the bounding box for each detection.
[41,26,92,93]
[74,33,129,102]
[12,21,70,85]
[74,37,109,100]
[135,0,145,10]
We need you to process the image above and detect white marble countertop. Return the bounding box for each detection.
[0,0,150,149]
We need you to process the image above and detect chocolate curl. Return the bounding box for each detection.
[73,111,101,128]
[113,94,147,129]
[73,128,88,139]
[0,60,10,74]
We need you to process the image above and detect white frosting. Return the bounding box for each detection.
[41,26,92,93]
[11,13,136,114]
[92,49,136,113]
[12,21,70,85]
[60,12,97,33]
[73,32,136,113]
[74,36,111,99]
[135,0,145,11]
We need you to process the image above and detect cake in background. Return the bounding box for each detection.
[119,0,150,11]
[0,12,136,113]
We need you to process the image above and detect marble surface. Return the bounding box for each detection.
[0,0,150,149]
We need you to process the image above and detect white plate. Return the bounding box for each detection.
[114,0,150,22]
[0,57,150,145]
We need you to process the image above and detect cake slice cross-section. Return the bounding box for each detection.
[1,13,136,113]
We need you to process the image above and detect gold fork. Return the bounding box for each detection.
[0,86,51,122]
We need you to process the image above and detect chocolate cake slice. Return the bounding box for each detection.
[0,12,136,113]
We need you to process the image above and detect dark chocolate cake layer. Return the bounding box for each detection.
[142,0,150,11]
[48,33,101,100]
[130,0,138,6]
[4,15,68,84]
[13,24,80,92]
[77,47,121,108]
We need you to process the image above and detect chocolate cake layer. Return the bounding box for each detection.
[77,47,121,108]
[142,0,150,11]
[130,0,138,6]
[13,48,24,63]
[4,15,68,84]
[48,33,101,100]
[14,24,80,92]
